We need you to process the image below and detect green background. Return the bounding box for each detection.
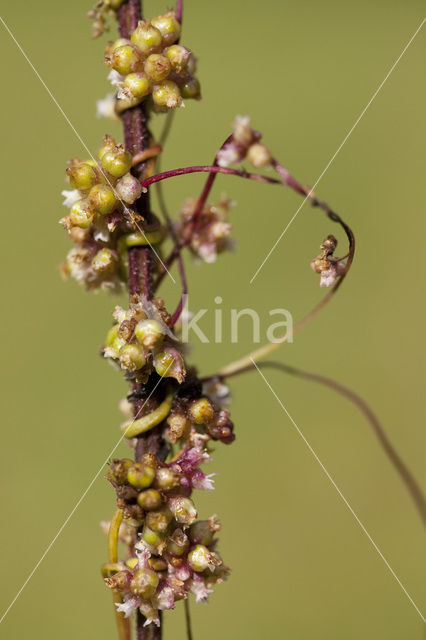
[0,0,425,638]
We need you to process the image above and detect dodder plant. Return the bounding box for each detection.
[59,1,426,638]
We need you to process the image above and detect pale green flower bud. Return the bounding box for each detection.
[189,398,214,424]
[152,81,182,109]
[135,319,164,349]
[69,199,95,228]
[164,45,190,73]
[151,11,181,46]
[130,20,162,56]
[137,488,162,510]
[89,184,117,215]
[92,248,116,274]
[123,72,151,99]
[100,145,132,178]
[119,343,146,371]
[107,43,144,75]
[144,54,171,82]
[168,496,197,525]
[145,507,173,533]
[187,544,221,572]
[127,462,155,489]
[142,524,164,548]
[67,161,99,190]
[97,134,116,160]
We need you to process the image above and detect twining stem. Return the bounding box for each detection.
[140,164,281,190]
[217,203,355,377]
[108,509,131,640]
[215,361,426,526]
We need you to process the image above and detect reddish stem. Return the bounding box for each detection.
[140,164,281,190]
[118,2,163,639]
[176,0,183,24]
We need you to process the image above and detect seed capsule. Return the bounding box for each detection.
[130,20,163,56]
[144,54,171,82]
[154,467,180,491]
[107,457,133,485]
[127,462,155,489]
[164,45,190,73]
[135,319,164,349]
[180,77,201,100]
[69,199,95,228]
[92,248,116,274]
[153,351,174,377]
[152,81,182,109]
[107,43,144,75]
[146,507,173,533]
[67,161,99,190]
[100,145,132,178]
[115,173,142,204]
[89,184,117,215]
[151,11,181,46]
[247,143,272,168]
[188,520,215,546]
[105,324,119,347]
[123,72,151,99]
[119,344,146,371]
[130,567,159,598]
[187,544,216,572]
[97,135,116,160]
[137,488,162,510]
[168,496,197,525]
[189,398,214,424]
[104,569,132,590]
[166,529,189,556]
[142,524,164,548]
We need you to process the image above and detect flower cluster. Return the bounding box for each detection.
[103,297,186,384]
[59,135,160,291]
[310,234,345,287]
[104,11,200,113]
[217,115,272,169]
[104,445,230,626]
[175,195,234,263]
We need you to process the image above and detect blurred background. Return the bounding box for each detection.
[0,0,425,638]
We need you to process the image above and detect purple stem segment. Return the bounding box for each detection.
[176,0,183,24]
[141,164,281,189]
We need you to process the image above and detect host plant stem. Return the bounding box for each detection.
[118,1,164,637]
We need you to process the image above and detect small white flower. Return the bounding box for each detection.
[217,144,239,168]
[96,93,118,121]
[115,595,141,618]
[190,577,213,604]
[154,586,175,611]
[108,69,124,87]
[192,472,216,491]
[61,189,80,208]
[198,243,217,263]
[233,114,253,148]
